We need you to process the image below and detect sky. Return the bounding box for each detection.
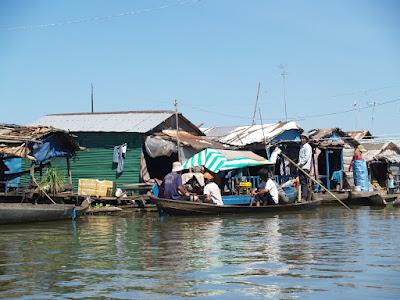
[0,0,399,135]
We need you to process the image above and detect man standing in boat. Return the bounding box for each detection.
[163,162,189,200]
[298,133,312,201]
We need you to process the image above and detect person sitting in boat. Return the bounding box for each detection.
[203,172,224,206]
[251,168,279,206]
[163,162,190,200]
[279,178,298,204]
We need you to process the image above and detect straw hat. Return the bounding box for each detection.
[356,145,366,153]
[172,161,184,172]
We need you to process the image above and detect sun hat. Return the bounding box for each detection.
[172,161,184,172]
[300,133,309,140]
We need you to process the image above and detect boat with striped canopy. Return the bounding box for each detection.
[182,148,274,173]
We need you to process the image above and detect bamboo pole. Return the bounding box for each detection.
[31,176,57,205]
[280,152,351,210]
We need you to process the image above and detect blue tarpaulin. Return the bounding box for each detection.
[3,157,22,189]
[353,160,369,192]
[31,136,72,164]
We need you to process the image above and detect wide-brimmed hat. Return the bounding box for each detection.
[356,145,366,153]
[172,161,184,172]
[300,133,309,140]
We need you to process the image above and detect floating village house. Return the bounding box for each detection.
[360,141,400,189]
[202,121,303,182]
[32,111,207,189]
[0,124,81,192]
[307,128,359,190]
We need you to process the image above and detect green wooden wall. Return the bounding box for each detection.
[51,132,144,191]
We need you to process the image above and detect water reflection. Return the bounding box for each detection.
[0,207,399,299]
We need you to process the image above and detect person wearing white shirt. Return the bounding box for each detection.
[298,133,312,201]
[252,168,279,206]
[203,172,223,206]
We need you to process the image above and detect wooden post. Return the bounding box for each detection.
[340,148,344,189]
[29,162,35,185]
[326,146,330,191]
[66,157,72,187]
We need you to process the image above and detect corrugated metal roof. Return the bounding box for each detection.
[157,130,232,150]
[202,121,301,147]
[32,111,176,133]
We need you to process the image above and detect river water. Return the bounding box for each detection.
[0,207,399,299]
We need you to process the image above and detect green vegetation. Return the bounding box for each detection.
[39,167,65,194]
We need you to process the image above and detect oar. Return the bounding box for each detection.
[280,152,351,211]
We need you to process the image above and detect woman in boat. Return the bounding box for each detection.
[348,145,366,171]
[252,168,279,206]
[203,172,223,206]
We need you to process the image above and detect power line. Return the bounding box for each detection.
[2,0,201,31]
[291,97,400,121]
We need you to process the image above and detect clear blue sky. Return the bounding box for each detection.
[1,0,399,135]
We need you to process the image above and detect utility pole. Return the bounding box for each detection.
[353,101,361,130]
[91,83,94,113]
[369,101,377,134]
[280,64,288,121]
[174,99,181,162]
[251,82,261,126]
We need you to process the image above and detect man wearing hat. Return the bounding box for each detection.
[298,133,312,201]
[163,161,189,200]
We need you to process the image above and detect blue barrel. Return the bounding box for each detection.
[352,160,369,192]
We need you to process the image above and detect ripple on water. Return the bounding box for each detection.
[0,207,399,299]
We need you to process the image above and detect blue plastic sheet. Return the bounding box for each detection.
[3,157,22,189]
[31,141,69,164]
[353,160,369,192]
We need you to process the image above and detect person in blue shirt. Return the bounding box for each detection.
[163,162,189,200]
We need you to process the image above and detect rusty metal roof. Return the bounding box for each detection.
[156,130,232,150]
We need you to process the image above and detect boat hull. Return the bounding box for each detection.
[0,203,86,224]
[150,196,321,216]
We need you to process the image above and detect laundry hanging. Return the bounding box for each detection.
[112,143,127,176]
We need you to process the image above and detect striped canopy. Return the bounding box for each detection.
[182,148,273,173]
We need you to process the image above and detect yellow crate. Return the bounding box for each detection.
[78,179,114,197]
[96,180,114,197]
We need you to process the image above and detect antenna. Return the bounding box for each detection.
[174,99,181,162]
[279,64,288,121]
[369,101,377,134]
[251,82,261,126]
[91,83,94,113]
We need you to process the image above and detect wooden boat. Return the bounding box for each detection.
[314,191,387,207]
[150,196,321,216]
[348,191,386,206]
[0,198,91,224]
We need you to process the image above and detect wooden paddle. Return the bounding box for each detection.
[281,152,351,211]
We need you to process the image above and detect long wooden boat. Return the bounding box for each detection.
[150,196,321,216]
[348,191,386,206]
[0,198,91,224]
[314,191,387,207]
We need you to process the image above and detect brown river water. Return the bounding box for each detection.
[0,206,399,299]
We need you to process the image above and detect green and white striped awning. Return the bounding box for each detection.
[182,148,273,173]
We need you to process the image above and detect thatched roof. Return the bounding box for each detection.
[360,142,400,163]
[0,124,81,160]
